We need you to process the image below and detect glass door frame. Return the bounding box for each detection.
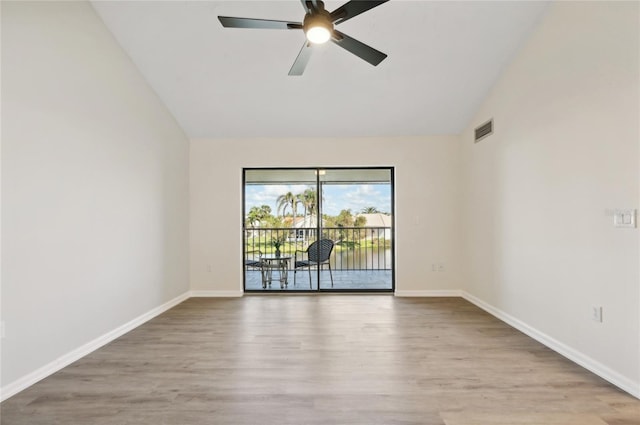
[242,166,395,293]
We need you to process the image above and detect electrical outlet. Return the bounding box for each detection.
[613,209,636,228]
[207,264,212,273]
[592,306,603,323]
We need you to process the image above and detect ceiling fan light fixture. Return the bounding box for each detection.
[306,25,331,44]
[303,11,333,44]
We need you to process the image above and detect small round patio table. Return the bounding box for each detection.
[260,255,291,289]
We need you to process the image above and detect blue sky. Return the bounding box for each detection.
[245,184,391,217]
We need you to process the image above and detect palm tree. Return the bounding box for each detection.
[276,192,298,228]
[293,188,321,241]
[300,188,317,223]
[361,206,380,214]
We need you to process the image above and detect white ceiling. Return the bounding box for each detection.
[91,1,550,138]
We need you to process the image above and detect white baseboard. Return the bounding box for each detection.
[0,291,191,402]
[394,289,462,297]
[461,291,640,399]
[190,290,243,297]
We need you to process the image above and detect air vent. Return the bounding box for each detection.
[474,119,493,143]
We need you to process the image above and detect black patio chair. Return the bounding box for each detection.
[246,249,269,288]
[244,250,262,268]
[294,239,334,288]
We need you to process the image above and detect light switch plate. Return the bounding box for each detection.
[614,209,636,228]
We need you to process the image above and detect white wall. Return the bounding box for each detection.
[461,1,639,395]
[1,1,190,391]
[190,137,462,295]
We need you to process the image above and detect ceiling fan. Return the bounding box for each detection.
[218,0,389,76]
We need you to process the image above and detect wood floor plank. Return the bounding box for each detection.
[441,412,608,425]
[1,296,638,424]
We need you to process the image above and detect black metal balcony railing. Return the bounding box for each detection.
[244,227,392,271]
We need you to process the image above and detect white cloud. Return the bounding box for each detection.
[323,184,391,215]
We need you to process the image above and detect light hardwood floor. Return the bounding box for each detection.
[1,296,638,424]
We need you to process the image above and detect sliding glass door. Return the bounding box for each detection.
[243,167,394,292]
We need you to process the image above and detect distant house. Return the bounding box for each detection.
[289,215,324,241]
[356,213,392,240]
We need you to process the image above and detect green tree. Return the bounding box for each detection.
[353,215,367,243]
[246,205,271,228]
[354,215,367,227]
[335,209,355,227]
[327,209,365,247]
[263,214,283,228]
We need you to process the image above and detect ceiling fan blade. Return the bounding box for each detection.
[330,0,389,25]
[331,30,387,66]
[218,16,302,30]
[289,41,314,76]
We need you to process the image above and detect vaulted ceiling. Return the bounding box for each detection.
[91,1,550,138]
